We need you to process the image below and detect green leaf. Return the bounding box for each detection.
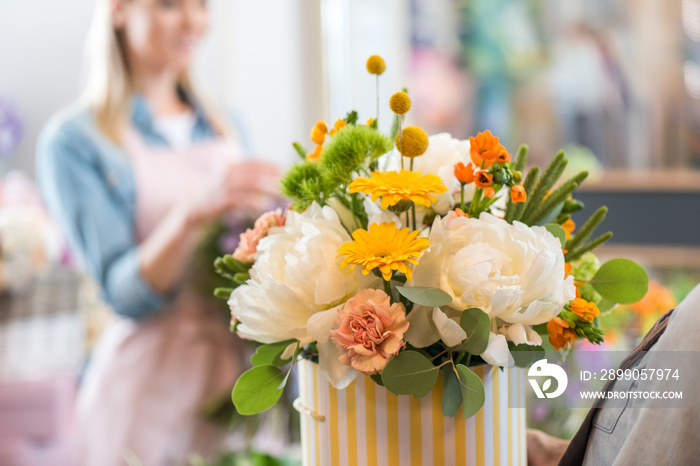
[396,286,452,307]
[508,343,545,368]
[223,255,252,273]
[344,110,358,125]
[590,258,649,304]
[250,340,296,367]
[232,365,286,415]
[441,367,463,417]
[598,298,617,313]
[233,272,250,283]
[544,224,567,248]
[455,364,485,418]
[213,287,234,300]
[381,350,439,398]
[459,308,490,354]
[370,373,385,387]
[292,142,308,160]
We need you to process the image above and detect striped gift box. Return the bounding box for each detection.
[296,359,527,466]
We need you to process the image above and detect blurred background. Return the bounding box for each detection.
[1,0,700,463]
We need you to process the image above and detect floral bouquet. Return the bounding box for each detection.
[214,56,648,420]
[0,171,62,294]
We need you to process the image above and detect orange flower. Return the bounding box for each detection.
[454,208,469,218]
[469,130,500,167]
[471,152,494,169]
[495,144,511,163]
[306,144,323,161]
[562,219,576,239]
[483,187,495,198]
[547,317,577,351]
[569,297,600,323]
[564,263,573,277]
[329,119,346,136]
[630,280,677,317]
[474,170,492,188]
[315,121,328,133]
[453,162,475,184]
[510,185,526,203]
[311,121,327,145]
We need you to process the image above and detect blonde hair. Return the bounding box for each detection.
[81,0,232,144]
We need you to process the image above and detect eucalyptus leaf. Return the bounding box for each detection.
[455,364,486,418]
[370,373,385,387]
[442,367,463,417]
[508,343,545,368]
[459,308,490,354]
[597,299,618,313]
[544,224,567,248]
[250,340,296,367]
[397,286,452,307]
[590,259,649,304]
[381,350,439,398]
[232,365,286,415]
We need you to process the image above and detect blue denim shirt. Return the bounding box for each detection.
[36,96,249,320]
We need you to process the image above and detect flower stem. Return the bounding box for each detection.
[460,183,465,211]
[376,75,379,123]
[470,187,483,217]
[383,278,392,297]
[410,158,416,229]
[399,115,405,170]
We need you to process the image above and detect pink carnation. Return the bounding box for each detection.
[330,289,409,375]
[233,209,285,262]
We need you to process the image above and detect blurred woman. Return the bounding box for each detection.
[36,0,278,464]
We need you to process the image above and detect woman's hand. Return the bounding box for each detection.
[182,160,281,227]
[527,429,569,466]
[139,160,280,294]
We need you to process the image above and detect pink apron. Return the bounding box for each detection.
[75,128,244,466]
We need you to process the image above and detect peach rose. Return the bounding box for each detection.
[330,289,409,375]
[233,208,285,262]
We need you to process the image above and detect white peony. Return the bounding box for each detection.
[228,203,376,346]
[380,132,474,216]
[409,211,576,365]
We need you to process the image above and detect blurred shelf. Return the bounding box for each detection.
[0,267,85,381]
[578,169,700,192]
[595,245,700,268]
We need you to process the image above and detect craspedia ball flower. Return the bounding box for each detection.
[349,169,447,209]
[366,55,386,75]
[395,126,429,158]
[338,222,430,281]
[389,92,411,115]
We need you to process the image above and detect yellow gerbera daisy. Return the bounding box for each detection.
[338,222,430,281]
[349,170,447,210]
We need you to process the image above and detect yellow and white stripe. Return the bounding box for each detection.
[297,360,527,466]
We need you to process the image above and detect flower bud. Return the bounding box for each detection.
[493,169,512,186]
